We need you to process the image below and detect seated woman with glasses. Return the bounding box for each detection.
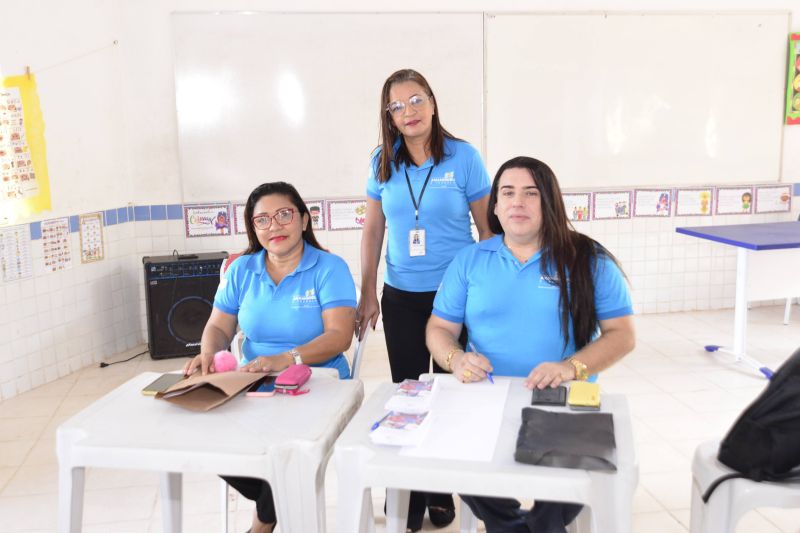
[426,156,635,533]
[184,181,356,533]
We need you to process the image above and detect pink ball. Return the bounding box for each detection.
[213,350,238,373]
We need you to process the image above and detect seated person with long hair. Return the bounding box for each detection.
[184,181,356,533]
[426,156,635,533]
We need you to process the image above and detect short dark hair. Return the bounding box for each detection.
[243,182,325,255]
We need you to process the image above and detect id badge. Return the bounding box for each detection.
[409,228,426,257]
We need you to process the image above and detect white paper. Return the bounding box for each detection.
[401,376,509,462]
[42,217,72,273]
[0,224,32,281]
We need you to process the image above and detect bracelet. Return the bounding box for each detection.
[444,347,460,372]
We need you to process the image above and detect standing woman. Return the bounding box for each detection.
[357,68,493,530]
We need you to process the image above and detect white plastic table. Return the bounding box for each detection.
[57,370,363,533]
[333,377,638,533]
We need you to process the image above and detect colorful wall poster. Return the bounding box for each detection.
[306,199,326,231]
[562,193,591,222]
[786,33,800,125]
[593,191,631,220]
[327,199,366,230]
[42,217,72,273]
[0,224,32,282]
[232,203,246,235]
[184,203,231,237]
[675,188,714,216]
[0,74,51,223]
[634,189,672,217]
[79,212,104,263]
[755,185,792,213]
[716,187,753,215]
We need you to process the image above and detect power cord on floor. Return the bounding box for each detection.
[99,349,149,368]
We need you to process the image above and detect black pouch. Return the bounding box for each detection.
[514,407,617,471]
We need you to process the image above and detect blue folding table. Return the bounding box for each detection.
[676,221,800,378]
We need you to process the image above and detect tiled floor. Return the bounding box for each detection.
[2,305,800,532]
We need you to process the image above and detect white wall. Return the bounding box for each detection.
[0,0,798,401]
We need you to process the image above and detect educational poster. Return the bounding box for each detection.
[716,187,753,215]
[593,191,631,220]
[78,212,104,263]
[786,33,800,125]
[305,200,326,231]
[232,202,246,235]
[675,188,714,216]
[755,185,792,213]
[327,199,366,230]
[0,74,51,222]
[634,189,672,217]
[184,203,231,237]
[0,224,32,282]
[562,193,591,222]
[42,217,72,272]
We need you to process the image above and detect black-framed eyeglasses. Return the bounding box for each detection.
[386,94,431,115]
[252,208,295,230]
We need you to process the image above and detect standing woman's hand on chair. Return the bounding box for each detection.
[355,290,380,341]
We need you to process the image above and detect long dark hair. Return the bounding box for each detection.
[375,69,458,183]
[243,182,325,255]
[487,156,626,352]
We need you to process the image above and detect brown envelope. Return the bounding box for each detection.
[155,371,265,411]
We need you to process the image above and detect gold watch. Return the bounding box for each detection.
[568,357,589,381]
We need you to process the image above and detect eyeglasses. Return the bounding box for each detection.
[386,94,431,115]
[252,208,295,230]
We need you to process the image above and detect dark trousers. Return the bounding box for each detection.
[221,475,276,525]
[460,495,583,533]
[381,283,466,526]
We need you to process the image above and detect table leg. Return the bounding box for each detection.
[385,488,410,533]
[733,248,748,358]
[58,465,85,533]
[160,472,182,533]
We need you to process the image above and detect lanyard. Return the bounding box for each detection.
[404,166,434,229]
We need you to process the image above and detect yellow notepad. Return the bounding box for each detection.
[567,382,601,410]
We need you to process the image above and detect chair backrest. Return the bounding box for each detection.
[220,252,245,362]
[349,327,370,380]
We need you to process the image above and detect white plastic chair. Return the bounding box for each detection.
[689,439,800,533]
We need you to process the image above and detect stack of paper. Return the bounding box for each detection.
[383,378,438,414]
[369,411,432,447]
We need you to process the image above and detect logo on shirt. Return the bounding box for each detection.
[292,288,320,309]
[430,171,457,189]
[537,275,560,290]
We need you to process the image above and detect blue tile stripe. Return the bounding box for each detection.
[29,221,41,240]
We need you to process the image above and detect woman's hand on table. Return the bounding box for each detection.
[451,350,493,384]
[524,361,575,389]
[240,354,293,373]
[183,352,215,376]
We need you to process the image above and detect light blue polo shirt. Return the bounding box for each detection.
[432,235,633,378]
[214,243,357,378]
[366,137,491,292]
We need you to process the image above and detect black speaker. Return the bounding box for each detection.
[142,252,228,359]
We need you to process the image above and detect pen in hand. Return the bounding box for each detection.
[468,342,494,384]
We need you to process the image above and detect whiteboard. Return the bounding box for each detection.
[485,13,788,188]
[172,13,484,202]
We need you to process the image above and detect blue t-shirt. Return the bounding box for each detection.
[366,137,491,292]
[432,235,633,378]
[214,243,357,379]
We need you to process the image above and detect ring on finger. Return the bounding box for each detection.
[463,369,472,379]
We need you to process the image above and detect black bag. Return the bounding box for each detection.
[702,346,800,502]
[514,408,617,471]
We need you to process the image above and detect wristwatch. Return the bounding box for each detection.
[289,348,302,365]
[568,357,589,381]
